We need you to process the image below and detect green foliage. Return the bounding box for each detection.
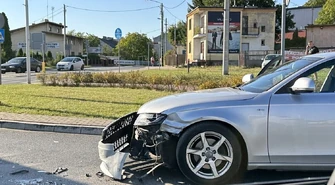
[1,12,14,61]
[168,21,187,47]
[292,28,299,40]
[315,0,335,24]
[275,4,296,39]
[17,48,24,57]
[102,45,113,56]
[47,51,53,61]
[115,32,153,60]
[37,66,259,91]
[303,0,327,7]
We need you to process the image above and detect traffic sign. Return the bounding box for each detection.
[115,28,122,40]
[0,29,4,43]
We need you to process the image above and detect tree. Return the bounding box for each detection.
[47,51,53,61]
[303,0,327,7]
[102,45,113,56]
[315,0,335,24]
[17,48,24,57]
[275,5,296,39]
[85,33,100,47]
[167,21,187,48]
[1,12,14,61]
[113,33,153,60]
[292,28,299,40]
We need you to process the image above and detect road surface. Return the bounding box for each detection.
[0,129,332,185]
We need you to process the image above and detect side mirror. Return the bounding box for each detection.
[290,77,315,94]
[242,74,254,83]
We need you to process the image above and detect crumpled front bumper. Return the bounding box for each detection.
[98,112,138,180]
[98,112,177,180]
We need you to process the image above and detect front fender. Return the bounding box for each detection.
[160,104,270,163]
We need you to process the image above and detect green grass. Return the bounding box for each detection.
[0,84,173,119]
[0,66,262,119]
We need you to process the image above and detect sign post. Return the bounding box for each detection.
[115,28,122,73]
[0,28,5,85]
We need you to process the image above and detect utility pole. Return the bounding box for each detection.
[165,18,167,55]
[222,0,230,75]
[47,0,49,20]
[63,4,66,58]
[174,22,177,67]
[52,7,54,22]
[281,0,287,63]
[25,0,31,84]
[160,3,164,66]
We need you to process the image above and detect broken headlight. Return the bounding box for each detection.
[134,113,167,126]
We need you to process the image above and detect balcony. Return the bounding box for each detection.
[193,26,206,39]
[242,27,260,37]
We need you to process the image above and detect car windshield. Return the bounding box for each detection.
[265,55,279,60]
[61,58,74,62]
[7,58,24,64]
[240,57,323,93]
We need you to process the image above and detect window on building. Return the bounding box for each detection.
[71,52,75,56]
[261,39,265,46]
[189,42,192,53]
[49,26,52,31]
[261,26,266,32]
[189,19,192,30]
[253,22,257,28]
[56,28,60,33]
[200,16,204,28]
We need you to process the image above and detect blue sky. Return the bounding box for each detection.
[2,0,307,39]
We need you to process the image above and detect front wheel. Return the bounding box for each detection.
[176,122,245,185]
[70,65,74,71]
[35,66,41,73]
[16,67,22,73]
[81,65,84,70]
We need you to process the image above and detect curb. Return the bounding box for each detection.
[0,120,104,135]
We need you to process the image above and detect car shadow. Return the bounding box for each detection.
[0,158,87,185]
[112,159,333,185]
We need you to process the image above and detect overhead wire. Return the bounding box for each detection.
[66,5,159,13]
[165,0,187,9]
[32,7,63,23]
[164,7,184,21]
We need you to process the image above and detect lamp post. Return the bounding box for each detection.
[281,0,290,63]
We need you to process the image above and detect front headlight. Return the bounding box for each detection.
[134,113,167,126]
[9,66,15,68]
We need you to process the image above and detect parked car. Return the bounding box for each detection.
[261,54,281,68]
[1,57,42,74]
[98,52,335,185]
[243,55,290,83]
[56,57,84,71]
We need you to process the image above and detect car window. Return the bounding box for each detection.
[276,59,335,94]
[258,56,283,76]
[241,57,323,93]
[265,55,279,60]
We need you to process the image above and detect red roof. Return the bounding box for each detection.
[276,30,306,43]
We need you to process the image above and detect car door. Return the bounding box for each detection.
[30,58,37,70]
[268,59,335,164]
[74,58,81,70]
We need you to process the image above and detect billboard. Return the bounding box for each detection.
[207,11,241,53]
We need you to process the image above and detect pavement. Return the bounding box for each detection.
[0,112,113,135]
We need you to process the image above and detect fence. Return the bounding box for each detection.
[165,54,186,66]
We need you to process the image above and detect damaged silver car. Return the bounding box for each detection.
[99,52,335,185]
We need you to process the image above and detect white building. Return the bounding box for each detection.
[10,19,84,58]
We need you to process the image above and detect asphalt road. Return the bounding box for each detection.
[0,129,332,185]
[0,66,148,85]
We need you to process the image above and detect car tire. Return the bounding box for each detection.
[35,66,41,73]
[176,122,245,185]
[81,65,84,70]
[1,71,5,74]
[16,67,22,73]
[70,65,74,71]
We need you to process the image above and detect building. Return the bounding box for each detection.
[287,6,322,31]
[186,6,277,64]
[100,36,118,53]
[306,24,335,48]
[10,19,84,58]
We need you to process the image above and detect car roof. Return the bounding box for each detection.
[303,51,335,59]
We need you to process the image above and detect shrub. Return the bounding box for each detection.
[47,74,59,86]
[36,72,47,85]
[69,72,82,86]
[58,73,70,86]
[80,72,93,86]
[92,73,106,83]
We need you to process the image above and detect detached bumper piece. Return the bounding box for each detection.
[98,112,138,180]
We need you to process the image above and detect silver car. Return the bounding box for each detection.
[99,52,335,185]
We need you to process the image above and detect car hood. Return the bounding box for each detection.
[138,87,258,114]
[57,62,72,65]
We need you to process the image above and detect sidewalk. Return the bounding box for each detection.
[0,112,114,135]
